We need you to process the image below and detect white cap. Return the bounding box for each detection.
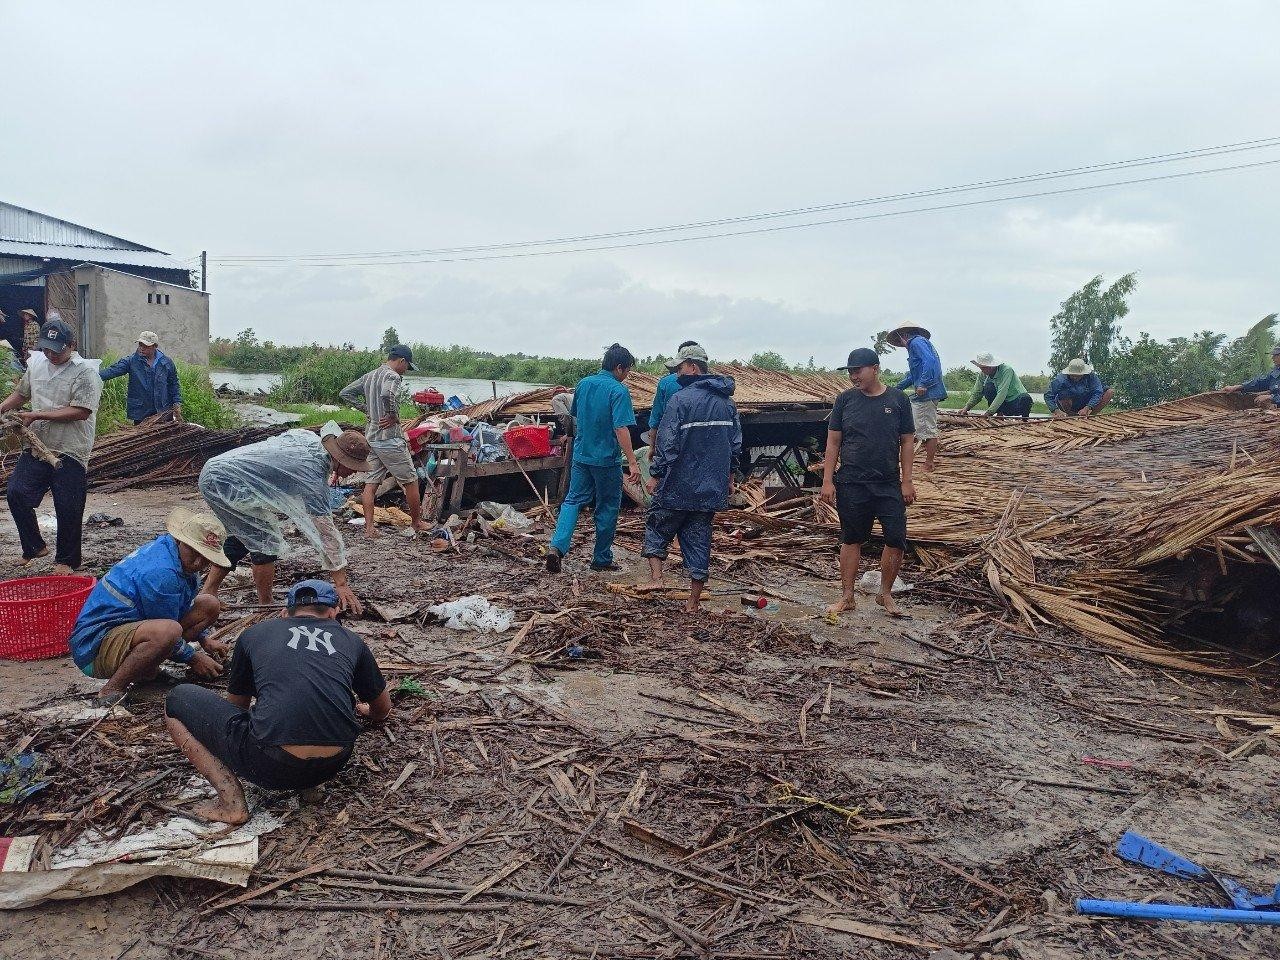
[972,352,1000,368]
[138,331,159,346]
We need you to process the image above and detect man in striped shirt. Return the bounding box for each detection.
[339,345,427,537]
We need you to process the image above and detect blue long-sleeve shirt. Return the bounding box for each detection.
[1238,366,1280,406]
[100,349,182,422]
[1045,372,1105,413]
[69,534,200,670]
[648,372,681,431]
[894,335,947,402]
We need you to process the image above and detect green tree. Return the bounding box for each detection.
[1108,330,1226,408]
[1218,314,1277,386]
[380,327,401,351]
[748,350,790,371]
[1048,273,1137,382]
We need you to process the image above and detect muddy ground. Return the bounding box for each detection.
[0,484,1277,960]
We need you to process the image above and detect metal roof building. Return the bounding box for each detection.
[0,202,209,366]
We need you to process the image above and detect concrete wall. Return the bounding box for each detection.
[74,265,209,365]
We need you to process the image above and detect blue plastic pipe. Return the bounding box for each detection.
[1078,899,1280,925]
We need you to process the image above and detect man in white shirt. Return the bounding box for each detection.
[0,315,103,573]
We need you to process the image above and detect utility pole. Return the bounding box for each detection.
[200,250,207,292]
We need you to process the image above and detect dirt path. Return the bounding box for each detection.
[1,484,1277,959]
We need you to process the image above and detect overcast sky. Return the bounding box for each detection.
[3,1,1277,371]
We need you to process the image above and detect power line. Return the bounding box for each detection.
[213,136,1280,263]
[211,156,1280,269]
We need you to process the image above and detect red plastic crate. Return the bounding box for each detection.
[503,425,552,459]
[0,575,97,661]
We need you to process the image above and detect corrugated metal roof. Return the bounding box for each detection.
[0,240,187,271]
[0,201,158,251]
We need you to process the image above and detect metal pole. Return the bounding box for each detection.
[200,251,207,292]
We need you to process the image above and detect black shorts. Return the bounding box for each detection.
[835,482,907,549]
[165,684,351,791]
[223,536,278,569]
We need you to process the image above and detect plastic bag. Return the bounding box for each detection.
[477,501,534,533]
[856,571,913,594]
[426,595,515,633]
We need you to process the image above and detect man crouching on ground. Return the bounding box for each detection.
[820,347,917,618]
[636,344,742,611]
[164,579,391,825]
[69,506,227,707]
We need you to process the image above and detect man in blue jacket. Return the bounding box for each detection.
[1224,345,1280,409]
[637,346,742,611]
[70,506,227,706]
[545,344,642,573]
[1045,359,1114,417]
[888,325,946,472]
[647,340,702,442]
[99,331,183,424]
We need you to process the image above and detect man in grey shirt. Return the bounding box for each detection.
[0,316,103,572]
[339,344,427,537]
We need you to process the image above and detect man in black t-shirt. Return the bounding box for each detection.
[820,348,917,618]
[164,579,391,825]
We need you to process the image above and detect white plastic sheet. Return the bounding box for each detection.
[199,428,347,570]
[427,596,515,633]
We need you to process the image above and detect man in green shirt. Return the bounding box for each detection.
[961,352,1032,419]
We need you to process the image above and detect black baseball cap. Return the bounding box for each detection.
[37,318,75,352]
[387,344,418,370]
[836,347,880,371]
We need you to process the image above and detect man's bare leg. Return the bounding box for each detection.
[922,438,938,472]
[165,716,249,825]
[875,546,908,618]
[826,543,861,615]
[201,564,230,598]
[1092,389,1115,414]
[97,621,182,702]
[686,578,705,613]
[636,556,666,591]
[402,480,429,533]
[362,483,379,539]
[250,561,275,605]
[182,593,224,653]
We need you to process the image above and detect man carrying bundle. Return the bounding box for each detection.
[961,352,1032,419]
[199,422,371,613]
[98,331,183,425]
[165,579,391,824]
[1224,345,1280,409]
[636,345,742,610]
[0,316,103,573]
[1045,359,1114,417]
[70,507,227,707]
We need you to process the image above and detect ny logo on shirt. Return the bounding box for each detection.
[286,625,336,656]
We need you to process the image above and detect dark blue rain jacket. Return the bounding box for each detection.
[649,375,743,512]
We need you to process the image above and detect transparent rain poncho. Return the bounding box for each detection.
[197,428,346,570]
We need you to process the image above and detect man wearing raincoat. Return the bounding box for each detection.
[637,345,742,611]
[198,422,371,613]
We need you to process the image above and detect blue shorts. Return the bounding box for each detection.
[642,507,715,581]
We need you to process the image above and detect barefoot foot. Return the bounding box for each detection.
[634,580,666,593]
[875,593,911,619]
[825,596,857,616]
[20,547,49,566]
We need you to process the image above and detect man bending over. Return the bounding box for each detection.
[164,579,391,825]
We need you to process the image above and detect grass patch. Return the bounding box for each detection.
[938,394,1051,415]
[264,402,419,428]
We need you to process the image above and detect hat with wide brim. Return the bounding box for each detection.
[888,324,930,342]
[167,505,232,568]
[1061,359,1094,375]
[322,430,372,472]
[971,352,1000,368]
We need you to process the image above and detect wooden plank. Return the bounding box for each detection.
[432,455,564,479]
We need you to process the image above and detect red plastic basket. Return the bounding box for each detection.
[0,575,97,661]
[503,425,552,460]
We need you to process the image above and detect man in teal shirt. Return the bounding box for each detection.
[546,344,642,573]
[648,340,702,440]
